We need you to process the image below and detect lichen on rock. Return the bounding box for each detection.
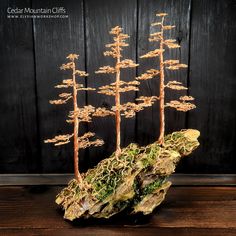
[56,129,200,221]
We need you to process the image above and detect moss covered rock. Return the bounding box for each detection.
[56,129,200,220]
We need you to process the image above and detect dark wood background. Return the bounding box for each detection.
[0,0,235,174]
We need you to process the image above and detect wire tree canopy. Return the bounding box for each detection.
[93,26,159,158]
[44,54,104,187]
[139,13,196,145]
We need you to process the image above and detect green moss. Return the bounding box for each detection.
[141,157,150,168]
[93,168,124,201]
[142,177,166,197]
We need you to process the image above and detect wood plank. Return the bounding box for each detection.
[0,0,235,177]
[170,174,236,186]
[85,0,138,166]
[182,0,236,173]
[0,173,236,186]
[32,0,87,173]
[0,0,40,173]
[0,186,69,229]
[166,186,236,201]
[151,201,236,228]
[0,186,235,229]
[136,0,191,145]
[1,228,236,236]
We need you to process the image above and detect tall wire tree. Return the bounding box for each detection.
[138,13,196,145]
[44,54,104,187]
[94,26,158,158]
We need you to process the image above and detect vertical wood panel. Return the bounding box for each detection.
[32,0,86,172]
[137,0,191,146]
[85,0,137,166]
[0,0,236,175]
[179,0,236,173]
[0,0,40,173]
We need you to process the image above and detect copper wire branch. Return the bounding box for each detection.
[44,54,104,187]
[94,26,158,159]
[115,34,122,158]
[140,13,196,145]
[71,57,82,183]
[158,15,165,145]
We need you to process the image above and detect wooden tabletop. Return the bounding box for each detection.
[0,186,235,235]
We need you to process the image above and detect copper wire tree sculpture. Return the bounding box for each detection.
[93,26,158,158]
[44,54,104,187]
[43,13,200,221]
[138,13,196,145]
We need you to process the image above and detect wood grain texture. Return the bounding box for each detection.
[85,0,137,166]
[0,0,235,175]
[0,173,236,186]
[0,0,40,173]
[0,186,235,235]
[178,0,236,173]
[136,0,191,145]
[1,228,236,236]
[32,0,87,173]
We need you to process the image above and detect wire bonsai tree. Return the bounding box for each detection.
[93,26,158,158]
[44,54,104,187]
[137,13,196,145]
[45,13,200,221]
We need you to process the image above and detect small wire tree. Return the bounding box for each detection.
[138,13,196,145]
[44,54,104,187]
[93,26,158,158]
